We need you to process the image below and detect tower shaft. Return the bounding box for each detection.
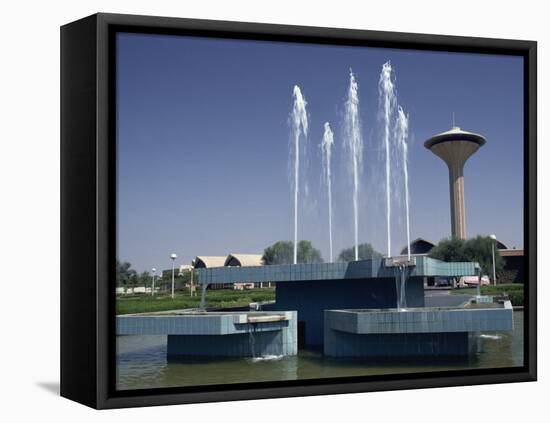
[424,127,486,240]
[448,162,466,239]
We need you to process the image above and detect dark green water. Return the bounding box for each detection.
[116,311,523,391]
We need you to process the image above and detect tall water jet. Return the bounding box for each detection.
[344,70,363,261]
[395,106,411,260]
[321,122,335,262]
[378,62,396,258]
[290,85,308,264]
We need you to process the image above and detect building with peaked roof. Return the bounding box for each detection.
[192,254,271,289]
[193,256,230,289]
[224,254,264,267]
[193,256,227,268]
[400,238,436,256]
[225,254,271,288]
[401,237,509,257]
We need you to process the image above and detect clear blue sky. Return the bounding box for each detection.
[116,32,524,272]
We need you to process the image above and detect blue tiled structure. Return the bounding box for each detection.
[324,302,513,357]
[325,331,471,357]
[196,257,477,285]
[117,311,297,358]
[116,257,514,358]
[272,278,425,345]
[195,257,479,347]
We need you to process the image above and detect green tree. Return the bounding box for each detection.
[138,271,151,291]
[127,272,140,294]
[428,238,468,262]
[337,243,382,262]
[116,260,137,293]
[262,241,293,265]
[429,236,504,278]
[297,240,323,264]
[263,240,323,265]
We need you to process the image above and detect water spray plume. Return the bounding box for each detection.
[290,85,308,264]
[396,106,411,261]
[344,69,363,261]
[321,122,334,262]
[379,61,396,258]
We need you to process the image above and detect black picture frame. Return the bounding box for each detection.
[60,12,537,409]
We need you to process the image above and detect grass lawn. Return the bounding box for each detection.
[451,283,524,306]
[116,288,276,315]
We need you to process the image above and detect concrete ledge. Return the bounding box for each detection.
[117,311,296,336]
[325,302,513,335]
[196,256,477,285]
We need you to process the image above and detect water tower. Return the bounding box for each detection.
[424,127,486,239]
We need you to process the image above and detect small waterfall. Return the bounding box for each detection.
[248,323,256,358]
[480,334,502,340]
[395,265,408,310]
[344,69,363,261]
[395,106,411,260]
[248,323,284,362]
[378,62,396,258]
[290,86,309,265]
[321,122,335,262]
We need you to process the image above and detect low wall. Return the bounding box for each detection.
[167,329,295,357]
[324,330,470,357]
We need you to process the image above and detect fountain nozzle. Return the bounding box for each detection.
[384,256,417,268]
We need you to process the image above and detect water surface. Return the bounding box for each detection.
[116,311,523,391]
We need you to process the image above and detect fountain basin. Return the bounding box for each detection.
[324,301,513,357]
[117,311,297,358]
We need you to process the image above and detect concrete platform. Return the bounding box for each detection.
[324,301,513,357]
[117,311,297,358]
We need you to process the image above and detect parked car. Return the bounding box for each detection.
[434,277,453,287]
[457,275,490,288]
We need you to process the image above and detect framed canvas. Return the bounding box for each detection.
[60,12,537,409]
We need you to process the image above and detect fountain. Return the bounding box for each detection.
[395,106,411,261]
[379,61,396,258]
[321,122,334,262]
[290,85,309,265]
[344,69,363,261]
[116,64,513,361]
[377,63,414,307]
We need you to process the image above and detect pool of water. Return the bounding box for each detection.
[116,311,524,391]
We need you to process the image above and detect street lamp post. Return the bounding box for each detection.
[189,265,195,297]
[170,253,177,298]
[489,234,497,286]
[151,268,156,296]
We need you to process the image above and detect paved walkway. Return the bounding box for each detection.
[424,290,473,308]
